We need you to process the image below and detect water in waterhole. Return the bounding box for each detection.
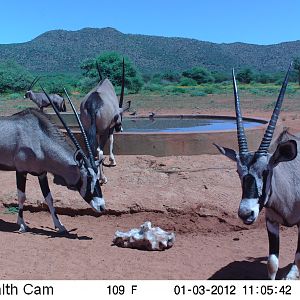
[122,117,264,133]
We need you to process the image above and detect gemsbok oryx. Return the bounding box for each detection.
[24,77,66,112]
[80,59,131,183]
[214,63,300,280]
[0,88,105,233]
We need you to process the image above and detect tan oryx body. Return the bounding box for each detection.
[24,77,66,112]
[215,64,300,280]
[24,91,66,112]
[80,60,130,183]
[0,105,105,233]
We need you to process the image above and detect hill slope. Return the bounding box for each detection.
[0,27,299,74]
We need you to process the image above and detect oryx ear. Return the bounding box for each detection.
[74,150,84,167]
[269,139,297,168]
[213,143,237,161]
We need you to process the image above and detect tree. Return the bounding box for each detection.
[161,71,181,83]
[80,52,143,93]
[236,68,254,84]
[293,57,300,85]
[0,60,32,93]
[256,72,272,84]
[211,71,230,83]
[182,67,214,84]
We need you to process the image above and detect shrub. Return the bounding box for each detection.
[182,67,214,84]
[80,52,143,93]
[0,60,32,93]
[236,68,254,84]
[179,77,197,86]
[161,71,181,83]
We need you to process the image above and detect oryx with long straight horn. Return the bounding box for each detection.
[24,77,66,112]
[0,98,105,233]
[80,58,131,183]
[41,86,105,211]
[63,87,106,182]
[215,63,300,280]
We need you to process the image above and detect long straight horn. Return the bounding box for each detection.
[96,62,103,81]
[40,86,91,168]
[232,68,248,156]
[256,63,292,155]
[119,57,125,108]
[28,76,40,90]
[63,88,97,171]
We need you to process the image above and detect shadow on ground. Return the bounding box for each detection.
[208,257,293,280]
[0,218,92,240]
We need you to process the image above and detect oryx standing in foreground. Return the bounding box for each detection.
[24,77,66,112]
[80,59,131,183]
[0,88,105,233]
[215,63,300,280]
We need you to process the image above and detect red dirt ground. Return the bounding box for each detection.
[0,109,299,280]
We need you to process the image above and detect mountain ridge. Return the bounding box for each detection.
[0,27,299,74]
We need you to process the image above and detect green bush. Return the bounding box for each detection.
[29,73,80,95]
[202,86,218,94]
[6,92,23,100]
[293,57,300,85]
[236,68,254,84]
[212,71,230,83]
[149,73,163,84]
[0,60,32,93]
[142,83,164,92]
[256,73,273,84]
[165,86,187,94]
[179,77,197,86]
[161,71,181,83]
[77,76,98,93]
[182,67,214,84]
[80,52,143,93]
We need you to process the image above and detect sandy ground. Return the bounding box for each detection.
[0,109,299,280]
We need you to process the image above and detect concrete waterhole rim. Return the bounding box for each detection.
[48,113,281,156]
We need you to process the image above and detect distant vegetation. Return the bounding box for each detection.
[0,61,32,93]
[79,52,143,93]
[293,57,300,85]
[0,52,299,102]
[0,27,300,74]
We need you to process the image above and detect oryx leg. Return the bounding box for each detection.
[96,134,108,184]
[285,224,300,280]
[108,130,116,166]
[96,147,107,184]
[38,173,66,233]
[16,171,28,232]
[266,219,279,280]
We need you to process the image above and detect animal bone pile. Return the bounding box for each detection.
[113,221,175,251]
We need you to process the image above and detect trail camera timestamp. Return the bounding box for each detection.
[173,284,292,296]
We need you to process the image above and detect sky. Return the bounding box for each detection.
[0,0,299,45]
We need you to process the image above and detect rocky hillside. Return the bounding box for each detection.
[0,27,299,74]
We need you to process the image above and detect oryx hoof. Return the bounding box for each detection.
[18,224,28,233]
[56,227,67,234]
[283,265,299,280]
[109,161,116,167]
[283,272,299,280]
[103,160,116,167]
[100,177,108,185]
[283,274,299,280]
